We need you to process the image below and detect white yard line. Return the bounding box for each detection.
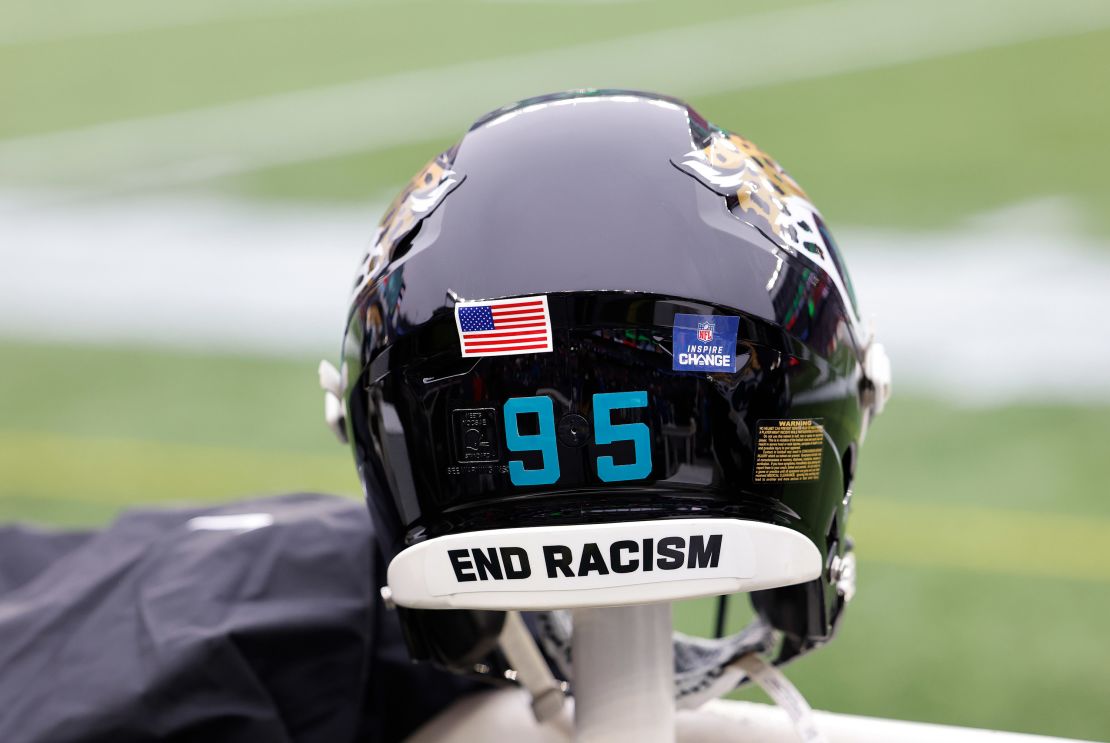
[1,193,1107,403]
[479,0,645,3]
[3,0,1110,191]
[0,0,380,47]
[1,0,630,45]
[846,200,1110,404]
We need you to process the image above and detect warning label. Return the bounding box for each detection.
[754,419,825,483]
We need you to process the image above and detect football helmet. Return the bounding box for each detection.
[321,90,890,695]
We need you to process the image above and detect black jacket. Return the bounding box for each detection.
[0,493,477,743]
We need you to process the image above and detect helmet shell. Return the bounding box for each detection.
[342,91,869,651]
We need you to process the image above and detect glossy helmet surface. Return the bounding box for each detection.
[329,90,888,672]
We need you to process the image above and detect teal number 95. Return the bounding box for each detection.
[503,391,651,486]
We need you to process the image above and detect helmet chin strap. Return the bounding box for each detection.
[498,611,566,723]
[730,654,829,743]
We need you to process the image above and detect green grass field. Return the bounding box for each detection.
[3,0,1109,739]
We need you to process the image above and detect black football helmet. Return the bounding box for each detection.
[321,90,890,688]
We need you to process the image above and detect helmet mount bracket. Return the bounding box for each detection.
[571,603,675,742]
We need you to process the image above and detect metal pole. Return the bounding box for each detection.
[571,603,675,743]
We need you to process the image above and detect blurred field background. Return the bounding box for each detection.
[2,0,1109,739]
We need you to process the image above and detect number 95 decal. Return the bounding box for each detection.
[502,391,652,486]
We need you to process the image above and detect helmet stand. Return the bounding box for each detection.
[571,603,675,742]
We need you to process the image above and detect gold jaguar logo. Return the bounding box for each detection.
[674,132,826,259]
[354,152,464,295]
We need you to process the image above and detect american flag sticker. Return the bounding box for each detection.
[454,295,554,357]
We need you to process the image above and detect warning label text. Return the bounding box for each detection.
[754,418,825,483]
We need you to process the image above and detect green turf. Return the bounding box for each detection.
[700,564,1110,741]
[695,27,1110,236]
[4,2,1109,235]
[0,0,820,138]
[0,340,338,453]
[2,340,1108,739]
[0,340,360,524]
[222,26,1110,237]
[855,397,1110,518]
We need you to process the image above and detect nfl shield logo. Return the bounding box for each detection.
[697,321,715,342]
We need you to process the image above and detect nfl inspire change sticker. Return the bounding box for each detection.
[672,314,740,372]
